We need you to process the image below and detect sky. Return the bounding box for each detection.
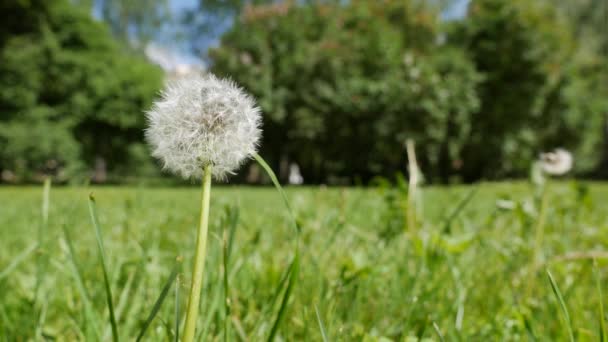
[445,0,469,19]
[99,0,470,70]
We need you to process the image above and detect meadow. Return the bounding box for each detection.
[0,181,606,341]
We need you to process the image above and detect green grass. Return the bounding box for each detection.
[0,181,606,340]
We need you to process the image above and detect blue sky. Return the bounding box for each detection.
[445,0,469,19]
[97,0,469,66]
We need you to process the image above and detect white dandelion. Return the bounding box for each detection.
[539,148,573,176]
[145,73,261,180]
[145,73,262,342]
[532,148,573,267]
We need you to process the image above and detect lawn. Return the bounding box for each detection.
[0,182,606,341]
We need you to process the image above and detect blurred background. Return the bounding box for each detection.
[0,0,606,185]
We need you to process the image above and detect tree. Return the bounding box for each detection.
[211,0,480,183]
[0,0,163,182]
[450,0,604,180]
[550,0,608,176]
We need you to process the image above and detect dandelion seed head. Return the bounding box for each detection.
[145,73,262,180]
[539,148,573,176]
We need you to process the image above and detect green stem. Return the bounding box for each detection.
[527,184,549,298]
[405,139,418,235]
[183,164,213,342]
[533,187,549,266]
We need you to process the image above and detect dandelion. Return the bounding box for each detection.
[146,73,261,180]
[146,73,261,342]
[539,148,573,176]
[531,148,572,276]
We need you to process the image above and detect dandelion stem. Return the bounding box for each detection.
[406,139,419,234]
[527,184,549,298]
[533,186,549,266]
[183,164,213,342]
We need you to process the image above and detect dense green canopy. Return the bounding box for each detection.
[211,0,606,183]
[0,0,163,182]
[0,0,605,183]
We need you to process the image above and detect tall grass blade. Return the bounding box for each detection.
[442,187,478,234]
[546,269,575,342]
[200,271,223,340]
[114,271,136,323]
[432,321,445,342]
[136,256,182,342]
[0,243,38,280]
[253,153,301,341]
[533,189,549,266]
[35,177,51,301]
[223,228,231,342]
[224,205,239,259]
[314,304,329,342]
[405,139,420,233]
[253,153,301,234]
[175,274,180,342]
[62,224,101,340]
[522,313,537,341]
[41,177,51,225]
[595,261,607,342]
[88,194,119,342]
[221,205,239,341]
[253,260,292,332]
[267,251,299,342]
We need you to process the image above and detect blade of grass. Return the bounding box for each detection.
[221,205,239,342]
[223,226,231,342]
[267,251,299,342]
[405,139,420,234]
[442,187,478,234]
[62,224,101,340]
[253,153,301,234]
[252,259,293,333]
[199,292,221,340]
[231,316,248,341]
[114,271,136,323]
[254,153,301,341]
[522,313,538,341]
[200,251,224,340]
[314,304,329,342]
[35,298,48,339]
[88,194,119,342]
[175,274,180,342]
[136,256,182,342]
[595,261,607,342]
[225,205,240,259]
[432,321,445,342]
[35,177,51,302]
[0,243,38,280]
[546,269,575,342]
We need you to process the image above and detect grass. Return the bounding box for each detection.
[0,181,606,340]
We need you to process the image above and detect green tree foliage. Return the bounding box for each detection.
[211,0,604,183]
[0,0,163,182]
[550,0,608,175]
[451,0,606,180]
[211,0,480,183]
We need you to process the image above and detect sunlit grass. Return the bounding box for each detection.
[0,181,606,340]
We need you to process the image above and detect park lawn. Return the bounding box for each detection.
[0,182,606,341]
